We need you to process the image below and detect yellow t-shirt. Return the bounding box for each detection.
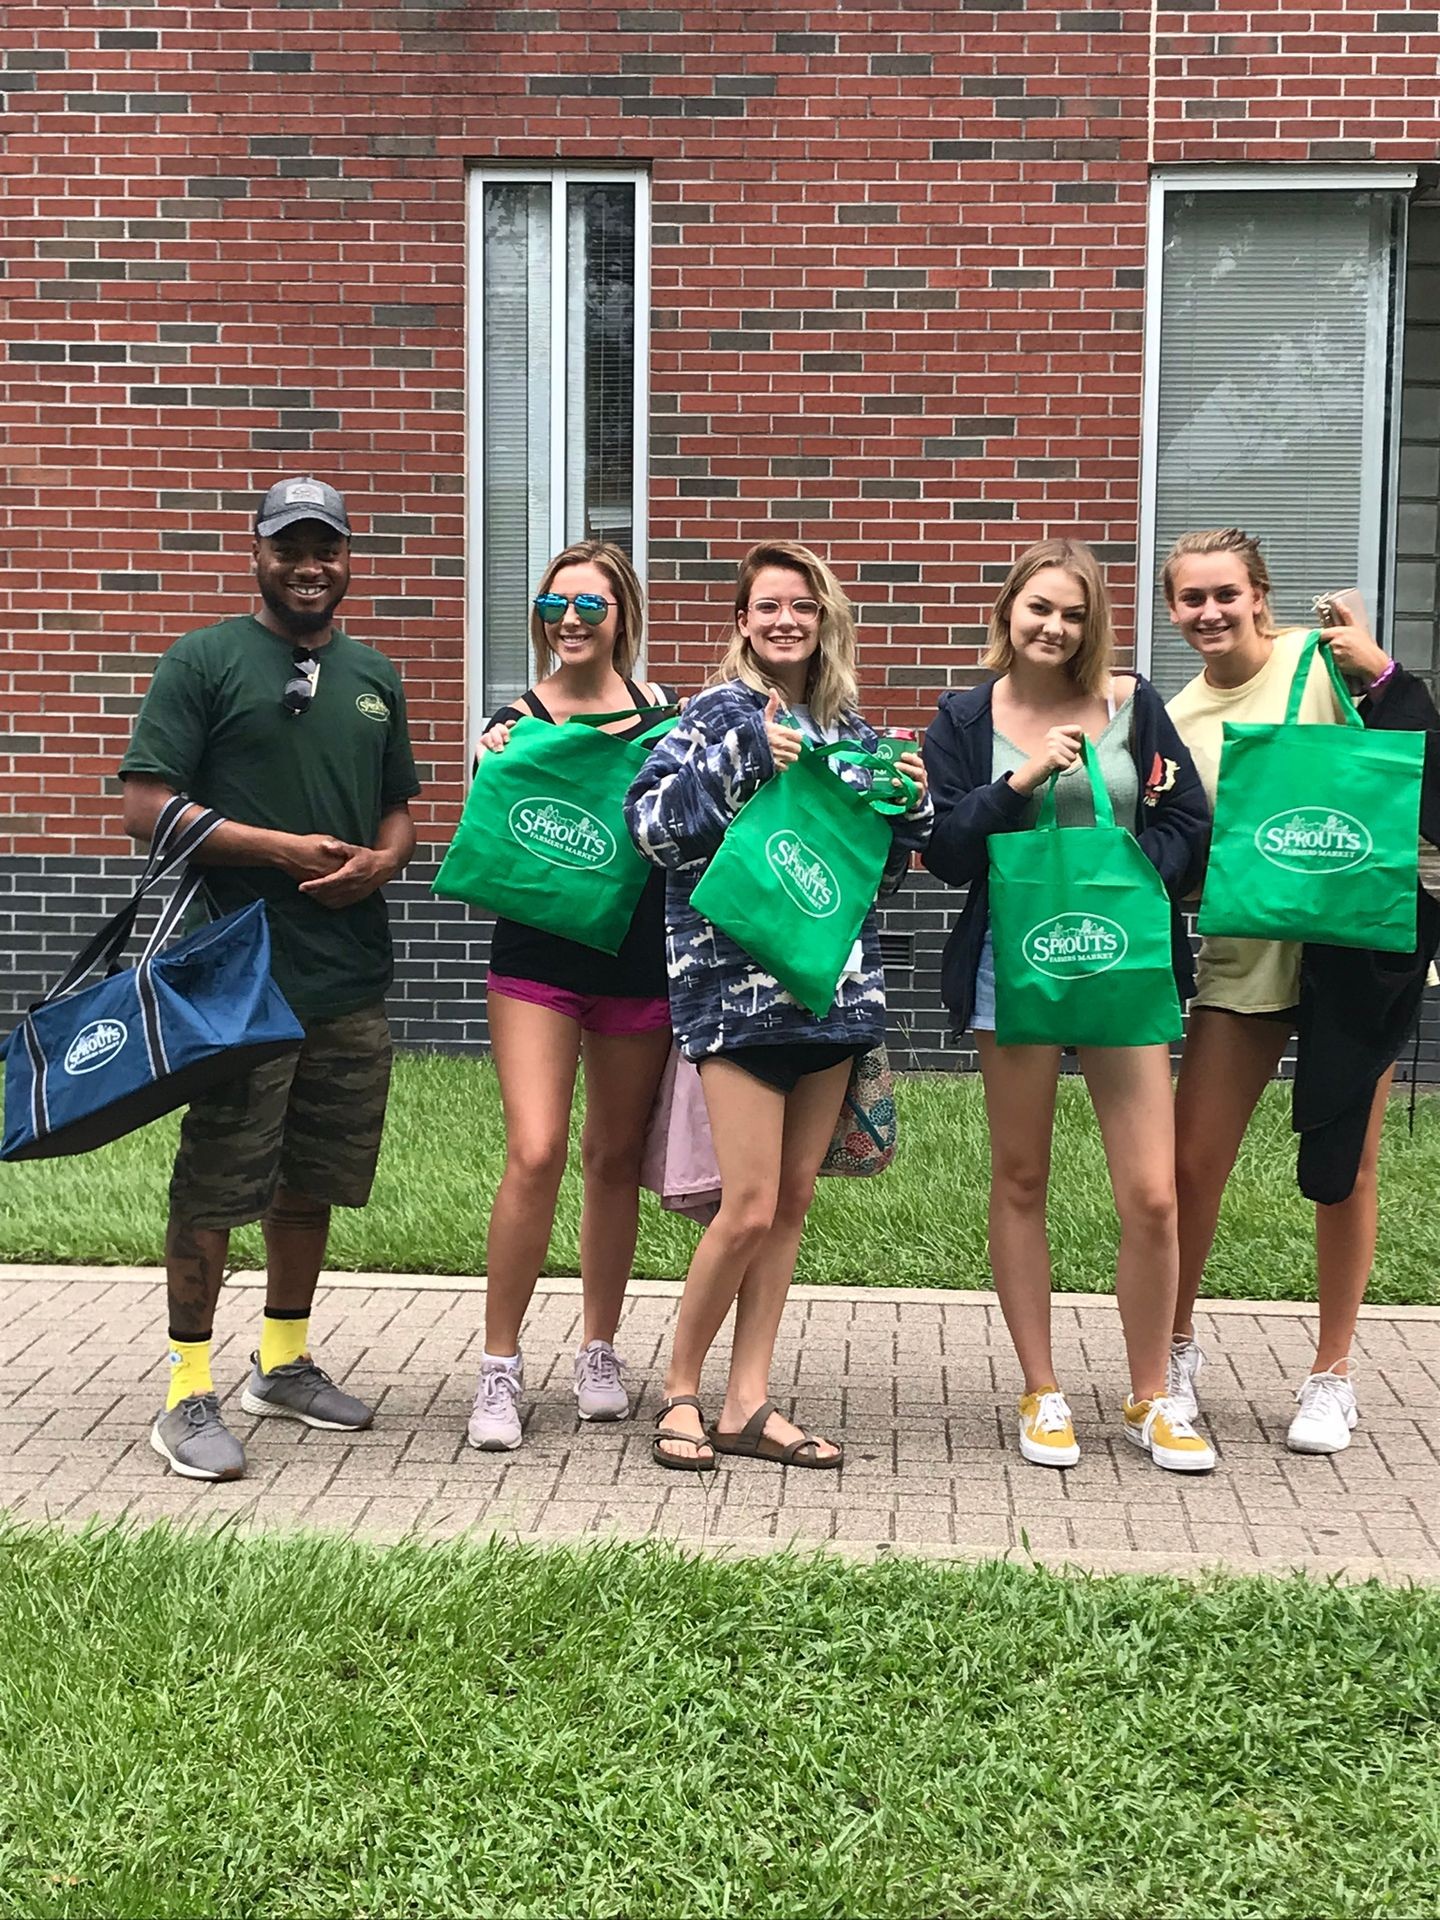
[1167,628,1343,1014]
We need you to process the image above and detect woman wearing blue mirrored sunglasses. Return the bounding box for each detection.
[464,540,680,1457]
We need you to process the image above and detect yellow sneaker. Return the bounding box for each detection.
[1018,1388,1080,1468]
[1123,1395,1215,1473]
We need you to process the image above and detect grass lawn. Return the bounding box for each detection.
[1,1053,1436,1303]
[2,1524,1438,1920]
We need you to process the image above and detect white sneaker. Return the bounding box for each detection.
[466,1353,524,1451]
[1286,1369,1358,1455]
[574,1340,630,1422]
[1122,1394,1216,1473]
[1166,1335,1206,1422]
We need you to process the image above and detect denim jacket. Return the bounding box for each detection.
[624,681,933,1060]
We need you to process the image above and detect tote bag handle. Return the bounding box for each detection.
[564,705,680,750]
[1284,629,1365,731]
[1035,734,1115,832]
[811,740,921,816]
[37,797,225,1009]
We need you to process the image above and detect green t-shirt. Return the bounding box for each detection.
[119,614,421,1020]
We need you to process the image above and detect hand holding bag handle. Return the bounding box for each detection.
[1034,734,1115,832]
[1286,629,1365,731]
[810,740,922,816]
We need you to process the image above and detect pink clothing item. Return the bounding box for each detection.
[487,973,671,1037]
[639,1047,721,1225]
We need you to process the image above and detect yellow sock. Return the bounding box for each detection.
[259,1312,309,1376]
[166,1337,214,1410]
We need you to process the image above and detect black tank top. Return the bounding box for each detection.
[482,677,673,999]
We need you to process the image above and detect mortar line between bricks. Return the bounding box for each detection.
[2,1265,1438,1322]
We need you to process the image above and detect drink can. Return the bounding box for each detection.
[873,729,919,766]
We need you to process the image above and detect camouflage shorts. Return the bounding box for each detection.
[169,1002,393,1229]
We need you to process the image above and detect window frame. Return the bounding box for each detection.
[1137,166,1417,678]
[464,165,652,740]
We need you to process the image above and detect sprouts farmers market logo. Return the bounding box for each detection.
[507,798,617,870]
[765,832,840,918]
[1022,914,1128,980]
[1254,808,1372,875]
[63,1018,129,1075]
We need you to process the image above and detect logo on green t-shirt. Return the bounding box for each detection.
[508,798,617,870]
[1022,914,1128,979]
[356,693,390,722]
[765,831,840,918]
[1254,808,1371,875]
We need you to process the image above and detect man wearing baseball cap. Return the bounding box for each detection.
[118,477,421,1483]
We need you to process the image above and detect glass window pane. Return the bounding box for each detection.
[565,183,636,552]
[1394,205,1440,687]
[482,182,552,715]
[1149,190,1398,699]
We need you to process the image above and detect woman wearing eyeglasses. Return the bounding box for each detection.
[624,541,932,1471]
[465,539,676,1454]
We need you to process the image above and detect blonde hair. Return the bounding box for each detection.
[1160,528,1277,639]
[712,540,860,729]
[982,539,1115,698]
[530,540,645,682]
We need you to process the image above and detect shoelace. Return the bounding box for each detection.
[579,1345,625,1391]
[277,1358,335,1388]
[1296,1371,1353,1420]
[1145,1395,1202,1441]
[182,1392,223,1428]
[1030,1391,1071,1435]
[477,1367,520,1414]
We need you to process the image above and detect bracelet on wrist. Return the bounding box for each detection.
[1367,658,1397,693]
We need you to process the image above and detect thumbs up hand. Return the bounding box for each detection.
[762,687,802,772]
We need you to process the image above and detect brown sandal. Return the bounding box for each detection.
[710,1399,843,1470]
[651,1394,718,1472]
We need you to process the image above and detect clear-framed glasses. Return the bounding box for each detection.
[282,649,321,717]
[748,596,822,621]
[534,591,612,627]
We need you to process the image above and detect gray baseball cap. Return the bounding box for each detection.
[254,476,352,539]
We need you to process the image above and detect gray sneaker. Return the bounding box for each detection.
[239,1353,374,1431]
[150,1393,246,1481]
[574,1340,630,1422]
[467,1355,524,1451]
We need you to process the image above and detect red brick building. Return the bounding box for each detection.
[3,3,1437,1065]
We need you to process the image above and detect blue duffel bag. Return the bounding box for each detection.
[2,796,304,1161]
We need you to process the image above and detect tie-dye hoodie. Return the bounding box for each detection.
[623,680,933,1061]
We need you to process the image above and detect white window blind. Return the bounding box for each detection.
[1147,189,1401,699]
[469,171,648,728]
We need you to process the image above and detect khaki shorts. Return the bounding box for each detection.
[169,1002,392,1229]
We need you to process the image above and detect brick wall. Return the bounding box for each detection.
[2,3,1437,1066]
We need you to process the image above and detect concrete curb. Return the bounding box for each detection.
[3,1262,1439,1320]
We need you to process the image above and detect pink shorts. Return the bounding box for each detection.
[488,973,671,1037]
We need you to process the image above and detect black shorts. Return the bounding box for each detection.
[710,1041,866,1094]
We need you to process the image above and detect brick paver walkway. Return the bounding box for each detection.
[2,1265,1436,1582]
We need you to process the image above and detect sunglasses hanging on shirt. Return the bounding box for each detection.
[282,649,321,717]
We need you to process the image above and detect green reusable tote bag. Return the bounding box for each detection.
[988,738,1182,1048]
[432,707,677,954]
[1197,631,1423,953]
[689,741,918,1017]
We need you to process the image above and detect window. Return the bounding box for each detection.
[467,169,650,724]
[1140,172,1418,698]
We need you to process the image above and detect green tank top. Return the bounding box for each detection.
[992,698,1139,832]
